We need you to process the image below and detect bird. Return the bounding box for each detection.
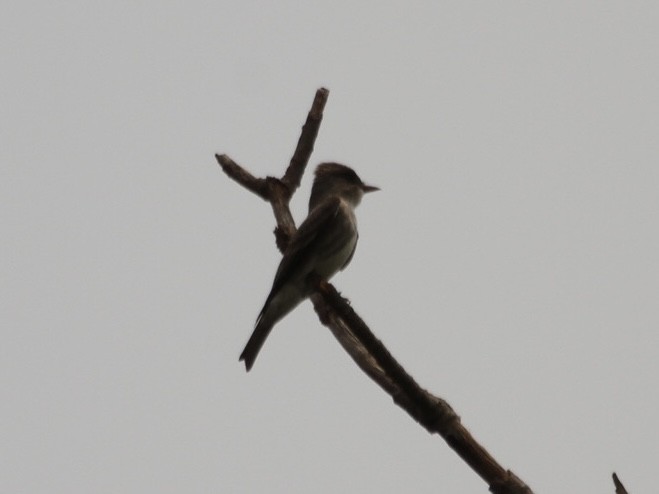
[239,163,379,371]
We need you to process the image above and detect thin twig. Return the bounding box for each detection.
[215,154,268,200]
[282,87,329,191]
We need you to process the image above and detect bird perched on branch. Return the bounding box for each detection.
[240,163,379,371]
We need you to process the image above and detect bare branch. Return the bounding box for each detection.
[314,280,533,494]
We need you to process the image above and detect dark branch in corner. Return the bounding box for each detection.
[613,473,629,494]
[217,87,533,494]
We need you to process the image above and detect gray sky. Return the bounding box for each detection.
[2,2,658,492]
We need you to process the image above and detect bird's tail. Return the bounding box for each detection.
[239,316,274,372]
[240,284,304,371]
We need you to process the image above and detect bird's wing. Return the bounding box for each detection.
[267,197,342,301]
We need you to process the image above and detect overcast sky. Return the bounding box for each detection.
[2,2,658,493]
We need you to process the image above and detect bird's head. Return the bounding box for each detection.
[309,163,379,211]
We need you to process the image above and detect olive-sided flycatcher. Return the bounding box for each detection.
[239,163,379,371]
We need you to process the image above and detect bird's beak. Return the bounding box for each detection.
[362,184,380,193]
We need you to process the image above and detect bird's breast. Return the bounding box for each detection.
[313,202,358,279]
